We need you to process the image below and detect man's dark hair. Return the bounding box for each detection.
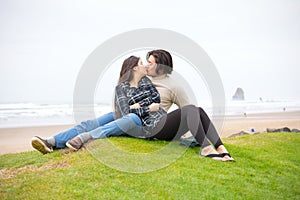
[147,49,173,74]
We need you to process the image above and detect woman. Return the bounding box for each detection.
[114,55,235,162]
[32,52,232,161]
[114,56,166,136]
[65,56,164,150]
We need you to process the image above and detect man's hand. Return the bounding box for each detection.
[130,103,141,109]
[149,103,160,112]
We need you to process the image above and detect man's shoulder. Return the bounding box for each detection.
[169,73,190,88]
[161,74,180,88]
[151,75,180,90]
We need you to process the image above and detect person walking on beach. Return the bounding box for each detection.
[31,50,233,161]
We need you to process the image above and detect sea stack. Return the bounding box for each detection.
[232,87,245,100]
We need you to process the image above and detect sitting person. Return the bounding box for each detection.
[31,49,228,160]
[67,55,234,161]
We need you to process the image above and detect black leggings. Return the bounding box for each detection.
[150,105,223,149]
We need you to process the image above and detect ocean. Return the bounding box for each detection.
[0,99,300,128]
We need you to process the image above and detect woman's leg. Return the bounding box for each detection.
[80,113,142,142]
[31,112,115,154]
[53,112,115,149]
[66,113,142,151]
[54,112,115,149]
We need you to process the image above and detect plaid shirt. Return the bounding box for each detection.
[115,76,166,134]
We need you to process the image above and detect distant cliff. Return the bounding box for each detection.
[232,88,245,100]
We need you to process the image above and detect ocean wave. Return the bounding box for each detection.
[0,103,112,128]
[0,100,299,128]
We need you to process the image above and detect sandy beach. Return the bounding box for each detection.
[0,111,299,155]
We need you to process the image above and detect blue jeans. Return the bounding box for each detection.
[88,113,142,140]
[53,112,141,149]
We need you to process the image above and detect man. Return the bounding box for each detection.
[145,50,218,156]
[31,49,217,156]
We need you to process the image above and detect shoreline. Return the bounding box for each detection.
[0,111,299,155]
[219,111,300,138]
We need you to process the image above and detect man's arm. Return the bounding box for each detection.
[173,84,191,107]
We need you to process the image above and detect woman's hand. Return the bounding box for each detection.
[130,103,141,109]
[149,103,160,112]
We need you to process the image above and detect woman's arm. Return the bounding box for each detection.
[115,85,150,118]
[138,77,161,106]
[148,83,161,103]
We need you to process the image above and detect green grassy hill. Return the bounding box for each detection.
[1,132,299,199]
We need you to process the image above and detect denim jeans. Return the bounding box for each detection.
[53,112,141,149]
[82,113,142,142]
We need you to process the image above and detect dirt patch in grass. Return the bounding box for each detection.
[0,160,69,179]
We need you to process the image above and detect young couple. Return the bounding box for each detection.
[31,49,234,162]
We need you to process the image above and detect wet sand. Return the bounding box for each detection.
[0,111,299,155]
[220,111,300,137]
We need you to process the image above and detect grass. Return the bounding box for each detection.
[0,132,299,199]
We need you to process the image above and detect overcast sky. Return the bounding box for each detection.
[0,0,300,104]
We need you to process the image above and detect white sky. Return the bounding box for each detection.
[0,0,300,104]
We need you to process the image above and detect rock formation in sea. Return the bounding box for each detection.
[232,87,245,100]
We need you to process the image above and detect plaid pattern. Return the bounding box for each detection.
[115,76,166,134]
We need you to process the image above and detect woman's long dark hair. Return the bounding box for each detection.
[114,55,140,118]
[118,56,140,83]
